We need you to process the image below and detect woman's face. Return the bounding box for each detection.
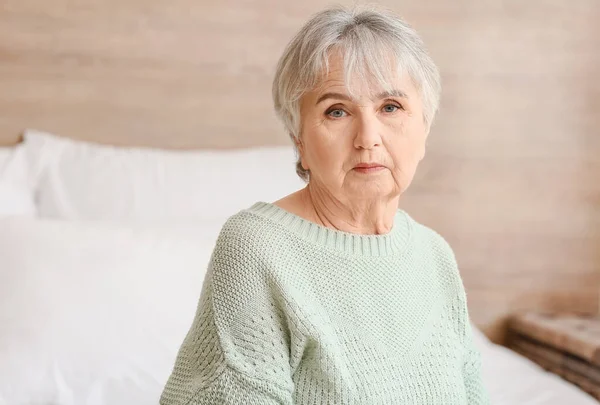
[297,53,429,204]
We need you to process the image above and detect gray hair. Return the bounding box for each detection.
[272,4,441,182]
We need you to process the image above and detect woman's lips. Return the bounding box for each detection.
[353,164,385,174]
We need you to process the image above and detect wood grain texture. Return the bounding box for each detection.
[508,313,600,365]
[509,337,600,399]
[0,0,598,342]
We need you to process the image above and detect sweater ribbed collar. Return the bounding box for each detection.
[246,202,412,257]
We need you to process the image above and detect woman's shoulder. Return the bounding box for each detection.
[215,209,275,249]
[212,205,293,265]
[401,212,467,303]
[401,211,457,261]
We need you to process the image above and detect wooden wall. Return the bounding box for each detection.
[401,2,600,341]
[0,0,598,342]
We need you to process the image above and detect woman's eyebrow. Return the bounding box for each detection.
[373,90,409,100]
[316,92,353,105]
[316,89,409,105]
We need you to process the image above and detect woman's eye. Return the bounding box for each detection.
[382,104,400,113]
[326,109,347,118]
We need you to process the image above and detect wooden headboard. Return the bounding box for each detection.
[1,0,599,342]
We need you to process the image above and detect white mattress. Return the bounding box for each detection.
[474,330,598,404]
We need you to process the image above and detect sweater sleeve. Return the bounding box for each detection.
[438,233,490,405]
[160,224,295,405]
[463,320,490,405]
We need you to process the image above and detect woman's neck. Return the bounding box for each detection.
[296,185,399,235]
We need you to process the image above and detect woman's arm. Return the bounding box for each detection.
[462,319,489,405]
[441,234,490,405]
[160,230,295,405]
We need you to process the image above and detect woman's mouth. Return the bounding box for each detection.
[353,163,385,174]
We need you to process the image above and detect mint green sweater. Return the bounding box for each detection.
[161,202,489,404]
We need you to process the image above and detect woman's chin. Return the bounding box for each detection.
[346,179,396,199]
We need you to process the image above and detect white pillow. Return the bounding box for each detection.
[0,216,221,405]
[0,144,37,216]
[0,148,10,168]
[470,321,490,350]
[24,129,305,222]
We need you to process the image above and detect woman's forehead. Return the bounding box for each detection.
[312,70,416,101]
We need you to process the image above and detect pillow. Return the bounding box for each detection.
[0,148,10,168]
[0,144,37,217]
[0,216,221,405]
[24,129,305,222]
[470,321,490,350]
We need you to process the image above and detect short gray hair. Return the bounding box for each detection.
[272,5,441,182]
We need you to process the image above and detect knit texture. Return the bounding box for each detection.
[161,202,490,405]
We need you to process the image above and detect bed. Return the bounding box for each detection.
[1,0,599,403]
[0,132,598,404]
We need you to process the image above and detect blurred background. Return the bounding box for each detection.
[0,0,599,372]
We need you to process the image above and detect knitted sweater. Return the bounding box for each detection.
[161,202,490,405]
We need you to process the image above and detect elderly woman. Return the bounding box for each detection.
[161,5,489,405]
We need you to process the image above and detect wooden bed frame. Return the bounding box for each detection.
[1,0,598,343]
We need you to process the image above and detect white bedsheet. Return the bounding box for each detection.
[474,329,598,404]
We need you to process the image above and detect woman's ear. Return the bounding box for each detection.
[294,134,302,152]
[419,122,431,162]
[419,145,426,162]
[424,120,432,139]
[294,135,309,170]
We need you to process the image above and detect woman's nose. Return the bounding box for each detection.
[353,113,382,150]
